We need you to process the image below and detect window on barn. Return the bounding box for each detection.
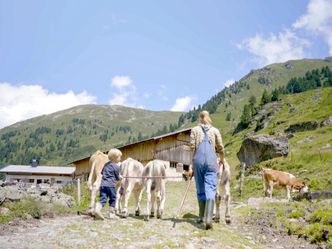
[170,162,177,168]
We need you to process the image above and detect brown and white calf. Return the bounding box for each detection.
[262,168,309,200]
[142,160,167,221]
[116,158,144,217]
[87,150,109,214]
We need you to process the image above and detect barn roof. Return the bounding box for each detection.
[117,127,192,149]
[153,127,192,140]
[0,165,76,175]
[71,127,193,164]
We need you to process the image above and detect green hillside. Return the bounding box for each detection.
[0,105,182,166]
[181,58,332,132]
[181,58,332,192]
[229,88,331,193]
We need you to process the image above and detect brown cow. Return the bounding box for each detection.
[262,168,309,200]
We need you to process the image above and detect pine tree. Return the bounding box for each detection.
[226,112,232,121]
[261,89,271,105]
[271,89,280,101]
[137,132,143,141]
[248,95,257,115]
[240,104,252,128]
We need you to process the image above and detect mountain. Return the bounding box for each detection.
[180,58,332,192]
[0,105,182,166]
[1,58,332,173]
[180,58,332,134]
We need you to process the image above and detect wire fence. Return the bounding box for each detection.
[121,176,184,179]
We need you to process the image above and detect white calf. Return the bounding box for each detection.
[117,158,144,217]
[215,159,231,224]
[143,160,167,221]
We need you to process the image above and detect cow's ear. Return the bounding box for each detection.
[304,177,310,185]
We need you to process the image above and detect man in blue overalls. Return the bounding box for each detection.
[189,111,225,230]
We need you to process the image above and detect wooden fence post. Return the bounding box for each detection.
[239,162,246,197]
[77,178,81,206]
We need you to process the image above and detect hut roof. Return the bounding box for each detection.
[0,165,76,175]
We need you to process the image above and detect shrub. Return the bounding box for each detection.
[309,208,332,225]
[288,209,305,219]
[7,198,45,219]
[305,223,331,243]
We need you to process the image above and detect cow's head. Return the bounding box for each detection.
[293,178,310,194]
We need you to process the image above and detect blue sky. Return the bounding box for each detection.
[0,0,332,128]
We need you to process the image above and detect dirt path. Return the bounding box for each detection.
[0,206,317,249]
[0,182,318,249]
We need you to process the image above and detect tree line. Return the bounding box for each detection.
[177,80,249,126]
[236,66,332,132]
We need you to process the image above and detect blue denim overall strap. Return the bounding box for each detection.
[193,126,218,201]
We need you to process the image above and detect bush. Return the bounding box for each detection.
[6,198,45,219]
[309,208,332,225]
[305,223,331,243]
[1,197,74,224]
[288,209,305,219]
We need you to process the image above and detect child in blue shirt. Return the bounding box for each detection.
[94,148,122,220]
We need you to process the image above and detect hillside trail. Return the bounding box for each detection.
[0,202,316,249]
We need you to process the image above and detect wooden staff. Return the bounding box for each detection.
[172,179,192,228]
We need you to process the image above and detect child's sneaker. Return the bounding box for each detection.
[94,203,104,220]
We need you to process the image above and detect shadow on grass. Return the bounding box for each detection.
[164,212,205,230]
[127,211,205,229]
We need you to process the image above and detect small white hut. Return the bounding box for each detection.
[0,164,76,185]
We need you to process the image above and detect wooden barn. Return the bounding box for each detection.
[72,128,193,180]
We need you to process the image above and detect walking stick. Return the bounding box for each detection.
[172,179,192,228]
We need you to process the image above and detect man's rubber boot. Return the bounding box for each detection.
[94,202,104,220]
[197,200,206,224]
[204,199,214,230]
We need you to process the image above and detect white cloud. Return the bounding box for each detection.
[238,30,310,66]
[109,75,141,107]
[0,83,96,128]
[111,76,133,90]
[109,92,129,106]
[238,0,332,65]
[293,0,332,55]
[171,96,194,112]
[224,79,235,87]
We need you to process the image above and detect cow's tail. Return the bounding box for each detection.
[122,159,129,179]
[87,160,96,190]
[261,168,270,193]
[150,161,156,191]
[151,180,156,191]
